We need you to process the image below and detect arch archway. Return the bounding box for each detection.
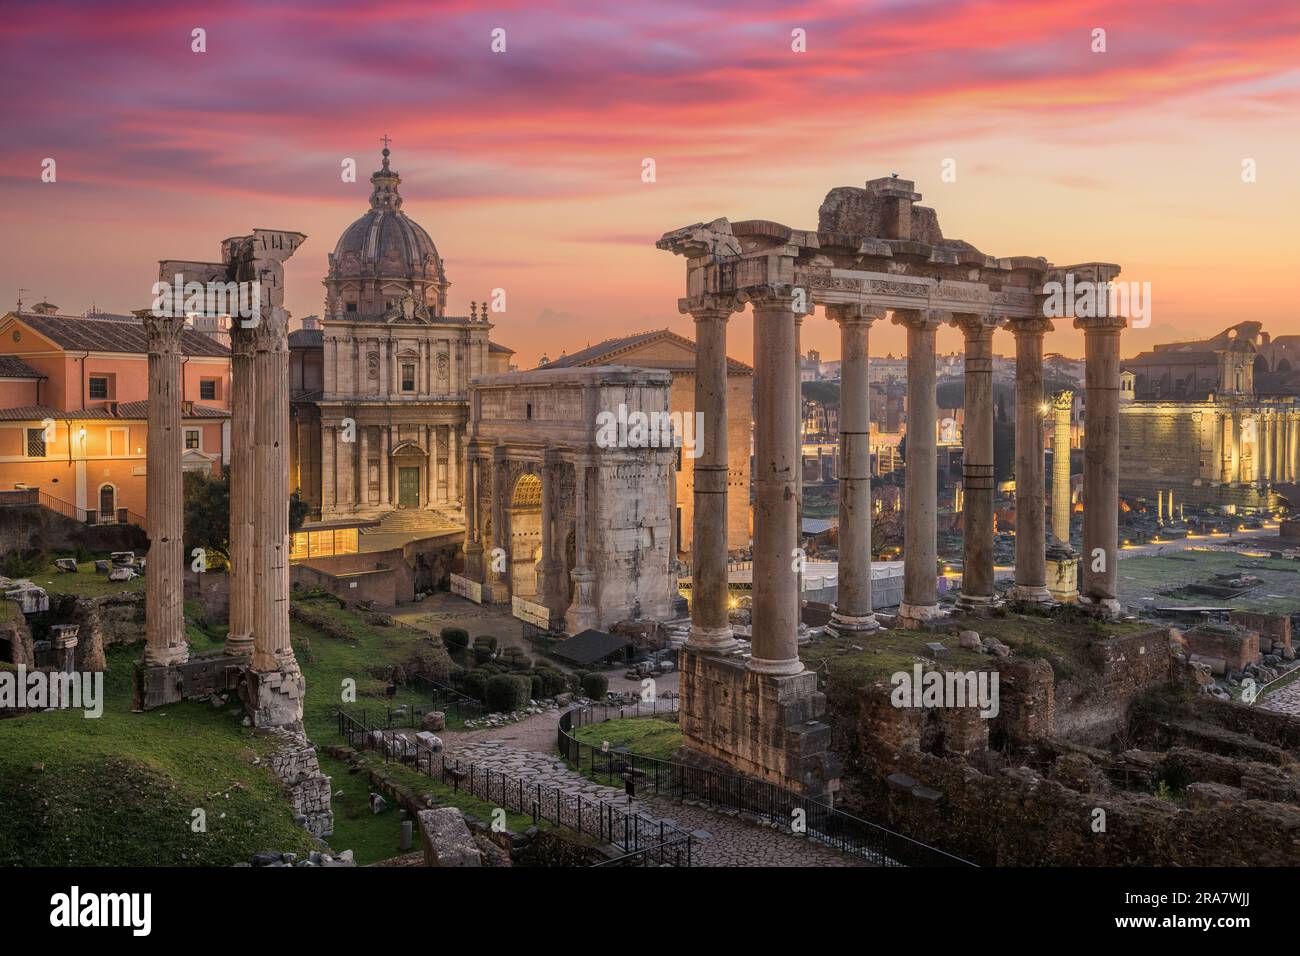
[507,473,543,598]
[98,484,116,522]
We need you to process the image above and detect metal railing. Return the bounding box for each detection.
[558,703,975,868]
[406,673,487,723]
[0,488,144,528]
[338,709,692,865]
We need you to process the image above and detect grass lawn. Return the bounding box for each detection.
[572,717,683,761]
[1117,550,1300,616]
[0,633,318,866]
[21,559,146,599]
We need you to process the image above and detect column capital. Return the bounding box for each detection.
[1074,314,1127,333]
[229,320,258,358]
[890,307,947,332]
[948,312,1003,337]
[247,305,291,352]
[678,293,744,320]
[141,311,186,354]
[825,301,887,327]
[1005,315,1055,337]
[1052,389,1075,410]
[739,282,800,312]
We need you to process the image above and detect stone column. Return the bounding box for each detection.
[142,311,189,667]
[1262,414,1273,483]
[794,312,808,643]
[1077,313,1126,618]
[450,426,462,505]
[538,450,564,625]
[1051,391,1074,545]
[747,285,803,674]
[827,302,882,634]
[682,294,741,653]
[951,314,1000,610]
[1290,411,1300,481]
[566,455,598,632]
[358,426,370,507]
[1229,412,1241,484]
[322,425,336,514]
[892,308,945,627]
[1007,317,1052,603]
[224,324,256,657]
[1210,411,1223,484]
[379,426,390,506]
[426,425,438,508]
[463,445,483,581]
[249,305,295,673]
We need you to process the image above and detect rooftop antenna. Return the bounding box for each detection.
[17,288,29,312]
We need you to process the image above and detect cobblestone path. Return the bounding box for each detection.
[1258,676,1300,717]
[445,739,866,867]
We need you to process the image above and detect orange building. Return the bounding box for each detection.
[0,308,231,522]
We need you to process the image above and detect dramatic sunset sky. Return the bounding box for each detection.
[2,0,1298,366]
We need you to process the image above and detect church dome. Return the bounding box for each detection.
[332,147,442,281]
[325,144,449,317]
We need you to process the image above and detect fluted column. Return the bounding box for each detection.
[827,302,882,634]
[322,425,336,514]
[1077,313,1126,618]
[892,308,945,627]
[682,294,741,653]
[142,311,189,667]
[539,449,564,623]
[250,304,296,675]
[1290,411,1300,481]
[1052,390,1074,545]
[358,426,370,508]
[1210,410,1224,484]
[566,455,598,632]
[951,313,1000,609]
[1007,317,1052,602]
[1262,414,1273,483]
[746,285,803,673]
[224,324,256,657]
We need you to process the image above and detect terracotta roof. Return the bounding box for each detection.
[289,328,323,348]
[0,356,42,378]
[540,328,752,373]
[8,312,229,357]
[0,401,228,422]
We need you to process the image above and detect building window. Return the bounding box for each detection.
[25,428,46,458]
[185,429,200,450]
[401,363,416,392]
[199,379,217,401]
[346,302,357,312]
[89,377,109,400]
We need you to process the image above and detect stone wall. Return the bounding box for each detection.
[0,602,34,667]
[268,731,333,840]
[1230,610,1292,657]
[1184,622,1259,673]
[0,503,146,559]
[1053,629,1177,743]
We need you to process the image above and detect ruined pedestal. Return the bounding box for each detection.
[240,664,307,730]
[135,653,248,711]
[678,646,840,802]
[1045,543,1080,603]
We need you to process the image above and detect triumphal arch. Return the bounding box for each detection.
[462,366,677,632]
[658,175,1125,799]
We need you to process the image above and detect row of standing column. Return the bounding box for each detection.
[1214,409,1300,484]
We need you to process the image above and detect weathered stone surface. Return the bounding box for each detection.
[419,807,482,867]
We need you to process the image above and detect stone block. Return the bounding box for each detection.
[419,807,482,867]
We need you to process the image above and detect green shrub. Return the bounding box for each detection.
[501,647,533,671]
[580,672,609,700]
[440,627,470,649]
[473,635,498,652]
[535,668,568,697]
[528,674,543,700]
[485,674,532,713]
[2,549,47,578]
[459,670,490,701]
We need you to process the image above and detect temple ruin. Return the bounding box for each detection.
[137,229,310,730]
[658,175,1126,797]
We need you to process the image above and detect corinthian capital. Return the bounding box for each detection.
[1006,315,1055,337]
[949,312,1003,337]
[142,311,186,355]
[739,282,800,312]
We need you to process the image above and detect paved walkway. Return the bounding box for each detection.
[1258,676,1300,717]
[442,738,865,867]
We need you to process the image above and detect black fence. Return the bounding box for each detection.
[406,673,487,724]
[558,703,975,868]
[337,709,692,866]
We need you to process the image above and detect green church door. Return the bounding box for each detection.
[398,467,420,508]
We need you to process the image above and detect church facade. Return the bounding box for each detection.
[291,147,512,524]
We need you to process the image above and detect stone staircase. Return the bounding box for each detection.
[359,508,463,538]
